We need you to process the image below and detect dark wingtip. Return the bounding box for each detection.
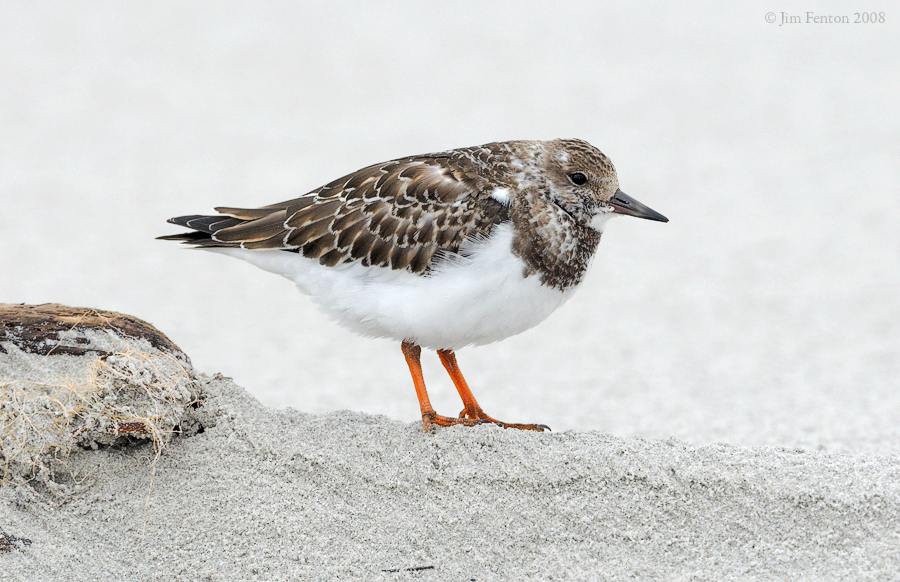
[158,215,221,244]
[166,214,206,227]
[156,231,211,243]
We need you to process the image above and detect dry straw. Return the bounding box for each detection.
[1,339,203,488]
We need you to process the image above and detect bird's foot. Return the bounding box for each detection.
[458,408,550,432]
[422,412,491,431]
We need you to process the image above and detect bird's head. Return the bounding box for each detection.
[541,138,668,232]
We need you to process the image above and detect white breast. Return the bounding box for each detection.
[211,223,579,350]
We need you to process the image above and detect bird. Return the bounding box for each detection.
[159,139,667,432]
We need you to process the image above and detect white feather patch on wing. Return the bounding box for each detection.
[490,187,512,205]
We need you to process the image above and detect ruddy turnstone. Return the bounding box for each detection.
[159,139,667,431]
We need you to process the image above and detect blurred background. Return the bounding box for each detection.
[2,1,897,452]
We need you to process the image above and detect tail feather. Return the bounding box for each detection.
[158,214,247,247]
[214,206,278,220]
[156,231,210,242]
[167,214,245,233]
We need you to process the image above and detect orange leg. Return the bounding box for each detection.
[437,349,550,432]
[401,341,488,431]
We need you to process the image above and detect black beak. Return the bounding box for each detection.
[608,189,668,222]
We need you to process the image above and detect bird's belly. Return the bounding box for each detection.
[212,223,580,350]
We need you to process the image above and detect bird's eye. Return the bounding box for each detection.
[568,172,588,186]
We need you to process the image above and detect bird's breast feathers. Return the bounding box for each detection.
[211,222,577,350]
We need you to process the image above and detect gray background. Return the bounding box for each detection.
[2,1,898,452]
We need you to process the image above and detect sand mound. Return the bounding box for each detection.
[1,375,898,580]
[2,305,898,580]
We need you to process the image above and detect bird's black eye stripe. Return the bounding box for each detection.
[568,172,588,186]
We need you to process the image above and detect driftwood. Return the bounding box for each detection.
[0,303,186,361]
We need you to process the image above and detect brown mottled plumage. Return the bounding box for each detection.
[160,139,658,290]
[160,139,667,431]
[164,147,510,271]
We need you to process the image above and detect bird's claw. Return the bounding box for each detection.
[451,408,550,432]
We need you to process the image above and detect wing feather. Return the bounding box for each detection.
[160,146,513,274]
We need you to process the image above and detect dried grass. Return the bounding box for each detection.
[1,343,203,486]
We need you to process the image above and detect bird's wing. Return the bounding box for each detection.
[160,152,511,274]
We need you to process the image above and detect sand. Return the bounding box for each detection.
[2,1,899,579]
[3,342,900,581]
[2,375,898,581]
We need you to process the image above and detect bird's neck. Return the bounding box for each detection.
[509,189,602,291]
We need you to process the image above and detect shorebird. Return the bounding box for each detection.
[159,139,667,431]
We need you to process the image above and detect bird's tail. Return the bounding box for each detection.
[156,214,246,247]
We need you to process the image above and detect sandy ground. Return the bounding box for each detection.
[3,368,899,581]
[1,1,899,580]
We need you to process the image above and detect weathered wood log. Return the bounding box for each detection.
[0,303,187,362]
